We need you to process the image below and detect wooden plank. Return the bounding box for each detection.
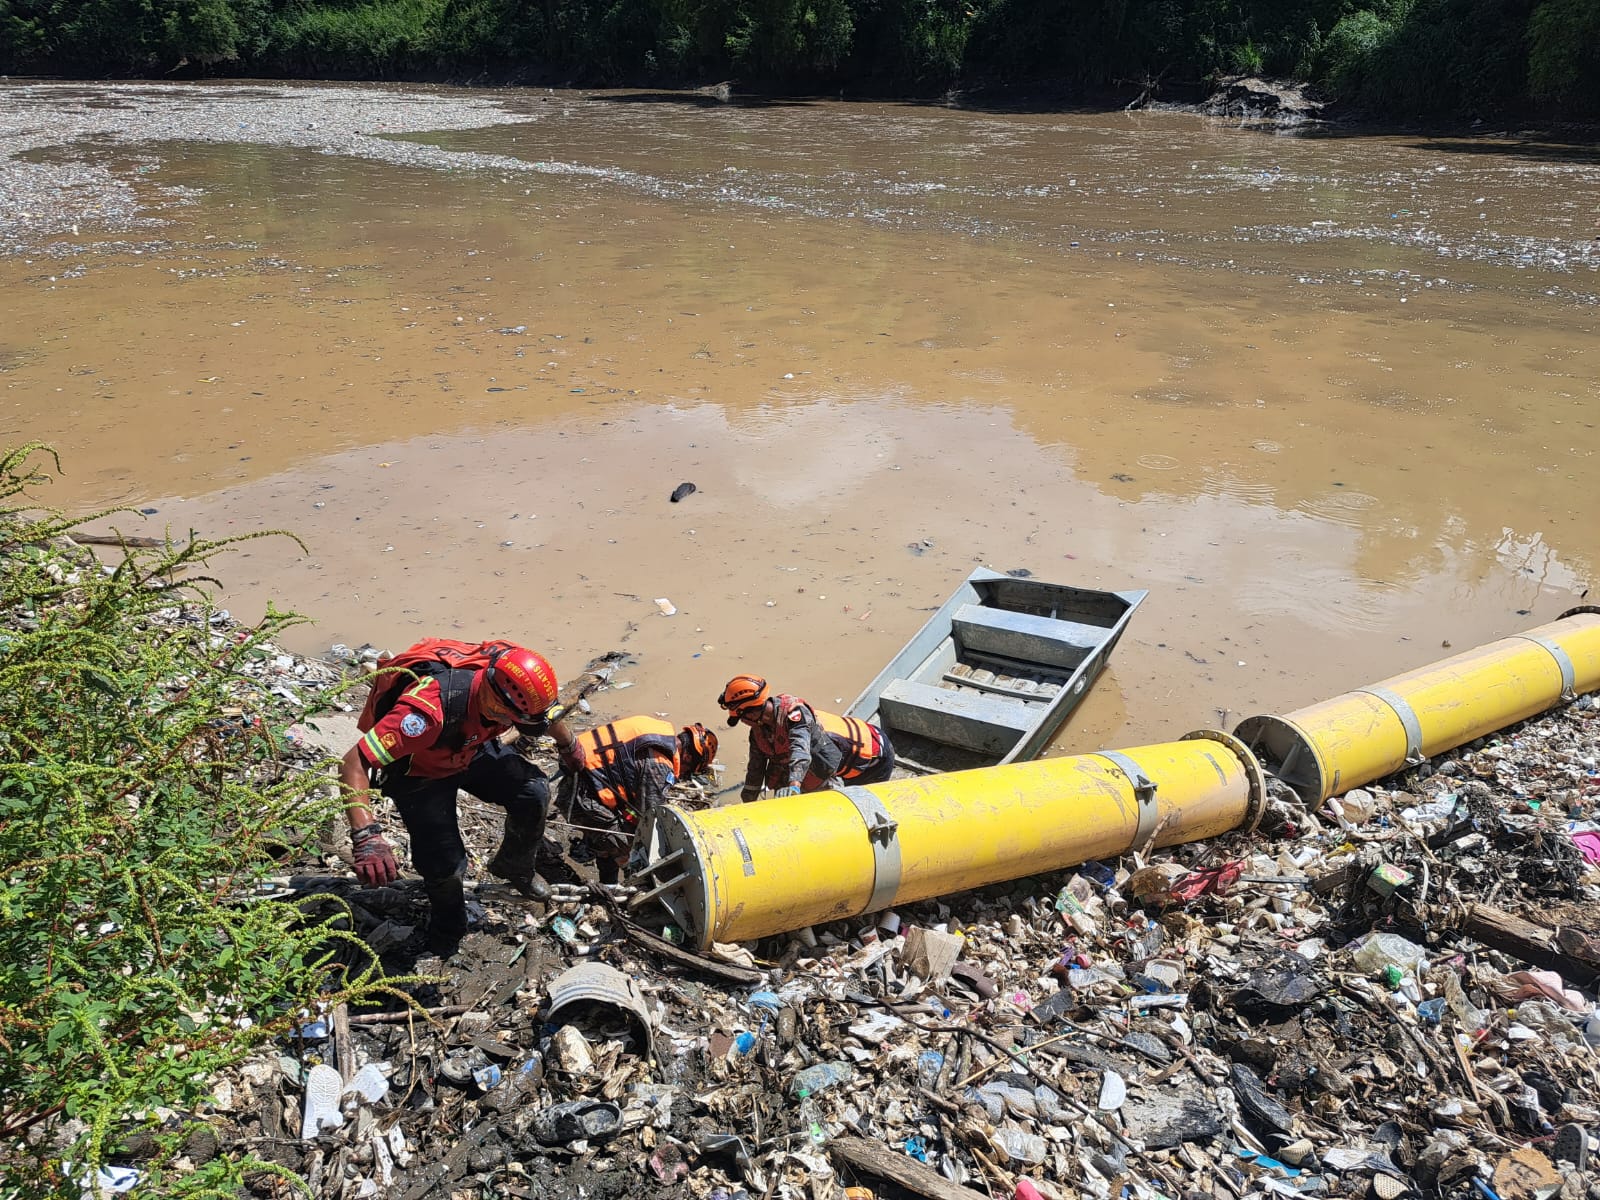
[942,669,1049,702]
[890,752,943,775]
[829,1137,985,1200]
[1462,902,1600,985]
[880,678,1033,756]
[332,1003,355,1083]
[953,604,1102,670]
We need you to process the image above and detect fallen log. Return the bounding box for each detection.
[1462,902,1600,985]
[829,1136,984,1200]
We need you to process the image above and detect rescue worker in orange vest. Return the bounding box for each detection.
[717,674,895,802]
[557,718,719,883]
[339,643,563,956]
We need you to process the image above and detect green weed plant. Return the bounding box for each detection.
[0,445,399,1199]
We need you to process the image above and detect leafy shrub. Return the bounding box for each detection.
[269,0,449,75]
[0,445,395,1200]
[1528,0,1600,112]
[1317,7,1397,96]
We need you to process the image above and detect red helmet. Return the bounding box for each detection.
[678,723,719,774]
[718,674,769,727]
[486,647,558,722]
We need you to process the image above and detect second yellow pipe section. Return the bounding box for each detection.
[1234,606,1600,805]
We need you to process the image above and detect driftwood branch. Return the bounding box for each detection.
[347,1004,470,1026]
[69,533,166,548]
[829,1137,985,1200]
[587,882,764,984]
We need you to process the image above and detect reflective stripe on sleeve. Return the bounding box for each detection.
[362,727,398,767]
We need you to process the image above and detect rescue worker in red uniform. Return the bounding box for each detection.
[717,675,895,802]
[558,718,719,884]
[339,642,562,956]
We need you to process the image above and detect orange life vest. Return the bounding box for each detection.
[815,709,886,780]
[574,716,680,822]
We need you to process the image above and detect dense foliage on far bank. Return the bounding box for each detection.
[1,0,1598,119]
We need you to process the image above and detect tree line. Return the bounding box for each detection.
[1,0,1598,118]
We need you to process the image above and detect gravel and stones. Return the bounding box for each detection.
[0,81,546,253]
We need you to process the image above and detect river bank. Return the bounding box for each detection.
[155,599,1600,1200]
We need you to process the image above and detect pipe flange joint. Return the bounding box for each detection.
[1181,727,1268,833]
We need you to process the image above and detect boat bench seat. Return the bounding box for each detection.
[879,678,1034,757]
[952,604,1102,671]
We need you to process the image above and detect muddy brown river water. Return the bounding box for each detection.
[3,82,1597,762]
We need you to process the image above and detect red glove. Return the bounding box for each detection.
[558,743,584,773]
[351,823,399,886]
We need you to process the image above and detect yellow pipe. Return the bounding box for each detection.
[634,730,1263,949]
[1235,607,1600,805]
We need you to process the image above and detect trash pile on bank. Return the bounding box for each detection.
[122,622,1600,1200]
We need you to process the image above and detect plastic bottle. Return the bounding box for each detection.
[1350,931,1426,977]
[791,1060,853,1097]
[796,1088,827,1146]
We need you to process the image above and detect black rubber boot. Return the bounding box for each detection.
[597,857,621,886]
[486,812,551,902]
[423,873,468,957]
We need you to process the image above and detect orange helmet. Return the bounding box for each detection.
[678,723,719,774]
[486,647,559,722]
[718,674,769,727]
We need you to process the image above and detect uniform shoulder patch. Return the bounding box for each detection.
[400,712,429,738]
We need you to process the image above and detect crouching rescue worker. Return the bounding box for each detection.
[559,718,719,883]
[717,674,895,802]
[339,638,565,956]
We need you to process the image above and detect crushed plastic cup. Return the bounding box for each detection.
[992,1126,1047,1165]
